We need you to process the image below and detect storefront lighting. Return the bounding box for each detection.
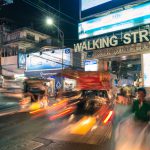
[121,56,127,60]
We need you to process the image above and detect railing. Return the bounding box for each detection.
[3,36,36,44]
[36,38,62,48]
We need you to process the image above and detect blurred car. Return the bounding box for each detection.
[49,89,114,141]
[56,90,82,102]
[80,89,113,104]
[72,90,114,140]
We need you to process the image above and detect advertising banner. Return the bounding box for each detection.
[61,69,111,90]
[81,0,111,11]
[80,0,138,19]
[79,1,150,39]
[64,78,77,91]
[26,48,71,71]
[84,59,98,71]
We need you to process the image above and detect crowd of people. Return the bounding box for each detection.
[116,85,138,105]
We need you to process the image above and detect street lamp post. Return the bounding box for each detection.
[46,18,64,90]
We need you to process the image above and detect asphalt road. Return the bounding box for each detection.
[0,111,114,150]
[0,92,131,150]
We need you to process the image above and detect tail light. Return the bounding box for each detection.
[103,110,113,124]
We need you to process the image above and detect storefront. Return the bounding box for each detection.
[25,48,73,95]
[74,0,150,97]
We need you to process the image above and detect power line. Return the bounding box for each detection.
[40,0,78,22]
[22,0,78,27]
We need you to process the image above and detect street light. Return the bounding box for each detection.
[46,17,64,90]
[46,18,64,47]
[46,18,53,25]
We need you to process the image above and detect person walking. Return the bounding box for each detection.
[114,87,150,150]
[132,87,150,122]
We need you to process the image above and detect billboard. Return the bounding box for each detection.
[0,0,13,6]
[81,0,111,11]
[80,0,138,19]
[79,1,150,39]
[26,48,71,71]
[143,53,150,87]
[84,59,98,71]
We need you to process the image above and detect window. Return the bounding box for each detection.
[26,33,35,41]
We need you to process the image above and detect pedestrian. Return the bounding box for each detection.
[43,83,48,96]
[132,87,150,122]
[23,81,36,102]
[114,87,150,150]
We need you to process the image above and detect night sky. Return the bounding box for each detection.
[0,0,80,47]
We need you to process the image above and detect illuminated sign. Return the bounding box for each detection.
[81,0,111,11]
[79,1,150,39]
[143,53,150,87]
[84,59,98,71]
[80,0,138,19]
[26,49,71,71]
[75,28,150,52]
[0,0,13,6]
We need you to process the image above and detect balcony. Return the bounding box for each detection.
[3,35,36,45]
[36,38,63,49]
[25,38,63,53]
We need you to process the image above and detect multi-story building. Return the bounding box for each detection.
[0,19,64,89]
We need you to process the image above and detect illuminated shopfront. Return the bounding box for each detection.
[75,0,150,95]
[24,48,72,92]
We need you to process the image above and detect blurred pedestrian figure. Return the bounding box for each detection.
[43,83,48,97]
[132,87,150,122]
[116,88,127,105]
[36,83,49,107]
[23,81,36,102]
[115,87,150,150]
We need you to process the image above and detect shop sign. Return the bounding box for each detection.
[74,29,150,52]
[93,41,150,58]
[26,49,71,71]
[40,72,56,79]
[25,70,60,78]
[84,59,98,71]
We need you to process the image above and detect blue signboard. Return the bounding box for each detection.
[18,51,26,69]
[26,48,71,71]
[79,1,150,39]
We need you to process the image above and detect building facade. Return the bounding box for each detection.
[0,19,67,90]
[74,0,150,96]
